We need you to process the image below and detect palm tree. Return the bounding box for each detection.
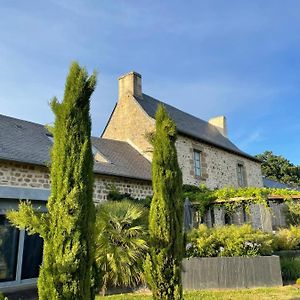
[95,200,148,296]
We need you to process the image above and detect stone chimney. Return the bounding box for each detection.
[118,71,142,99]
[208,116,228,137]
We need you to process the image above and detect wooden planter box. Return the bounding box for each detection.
[182,256,282,290]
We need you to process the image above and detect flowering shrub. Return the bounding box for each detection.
[273,225,300,250]
[186,224,274,257]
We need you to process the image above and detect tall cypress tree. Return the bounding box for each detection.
[144,104,184,300]
[7,62,97,299]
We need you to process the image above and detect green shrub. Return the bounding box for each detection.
[285,201,300,225]
[280,257,300,281]
[186,224,274,257]
[273,226,300,250]
[296,277,300,285]
[0,293,8,300]
[106,184,152,208]
[95,200,148,296]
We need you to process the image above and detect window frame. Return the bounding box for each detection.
[193,149,202,177]
[237,162,247,187]
[0,198,45,289]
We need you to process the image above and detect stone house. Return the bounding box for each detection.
[0,71,263,290]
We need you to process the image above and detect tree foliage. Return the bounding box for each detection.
[95,200,148,295]
[256,151,300,187]
[7,62,97,300]
[144,104,184,300]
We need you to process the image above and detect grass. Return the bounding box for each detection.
[96,286,300,300]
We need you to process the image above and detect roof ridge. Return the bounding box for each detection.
[142,93,216,127]
[0,113,48,128]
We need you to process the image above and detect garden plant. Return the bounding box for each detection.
[144,104,184,300]
[95,200,148,296]
[7,62,97,300]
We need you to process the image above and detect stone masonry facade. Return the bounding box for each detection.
[102,74,155,161]
[176,135,263,189]
[103,71,263,189]
[0,161,153,203]
[102,93,155,161]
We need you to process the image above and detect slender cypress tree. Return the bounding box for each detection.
[7,62,97,300]
[144,104,184,300]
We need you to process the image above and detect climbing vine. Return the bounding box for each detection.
[183,185,300,217]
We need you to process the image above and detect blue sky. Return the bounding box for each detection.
[0,1,300,163]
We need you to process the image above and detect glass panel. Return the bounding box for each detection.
[237,164,244,187]
[21,232,43,280]
[194,151,201,176]
[0,215,19,282]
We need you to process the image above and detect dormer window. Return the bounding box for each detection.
[194,150,201,177]
[92,146,109,163]
[46,134,54,143]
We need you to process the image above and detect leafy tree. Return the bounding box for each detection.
[7,62,97,300]
[144,104,184,300]
[256,151,300,187]
[95,200,148,296]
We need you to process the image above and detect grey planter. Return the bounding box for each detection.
[182,256,283,290]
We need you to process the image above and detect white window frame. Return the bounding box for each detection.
[0,191,47,290]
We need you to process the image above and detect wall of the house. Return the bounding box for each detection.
[175,135,263,188]
[0,161,153,202]
[102,95,155,161]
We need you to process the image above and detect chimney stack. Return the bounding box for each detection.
[118,71,142,99]
[208,116,228,137]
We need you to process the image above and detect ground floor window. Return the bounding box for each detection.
[0,214,43,285]
[0,215,19,282]
[21,232,43,280]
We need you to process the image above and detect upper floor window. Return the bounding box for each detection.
[194,150,201,177]
[237,163,246,187]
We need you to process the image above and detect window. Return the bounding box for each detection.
[237,163,246,187]
[21,232,43,280]
[242,205,248,223]
[210,207,215,227]
[224,212,232,225]
[194,150,201,177]
[0,215,19,282]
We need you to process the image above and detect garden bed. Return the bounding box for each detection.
[182,256,282,290]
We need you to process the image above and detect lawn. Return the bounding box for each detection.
[96,286,300,300]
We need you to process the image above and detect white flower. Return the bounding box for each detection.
[186,243,193,250]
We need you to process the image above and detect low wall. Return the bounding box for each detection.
[182,256,282,290]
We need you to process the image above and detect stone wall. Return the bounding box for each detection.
[175,135,263,188]
[92,174,152,203]
[102,94,155,161]
[203,201,288,232]
[0,161,50,189]
[0,161,153,203]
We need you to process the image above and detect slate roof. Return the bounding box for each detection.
[0,114,151,181]
[137,94,259,162]
[263,177,300,190]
